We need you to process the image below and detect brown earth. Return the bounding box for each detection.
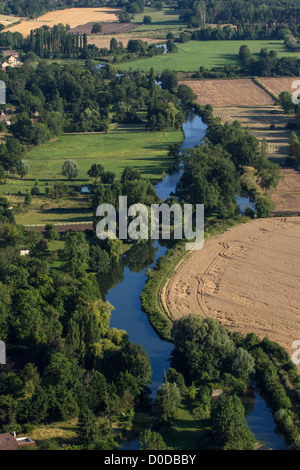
[164,217,300,365]
[180,78,275,107]
[88,33,163,49]
[70,22,138,35]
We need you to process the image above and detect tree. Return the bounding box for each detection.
[257,162,282,192]
[62,231,89,277]
[211,395,256,450]
[139,430,167,450]
[166,368,186,395]
[231,348,255,379]
[160,69,178,93]
[44,224,59,241]
[256,195,275,217]
[143,15,152,24]
[166,39,177,53]
[154,382,181,424]
[171,315,235,383]
[0,165,5,182]
[62,159,79,181]
[177,84,197,105]
[120,166,141,184]
[16,160,29,179]
[110,37,118,52]
[22,363,40,397]
[87,164,104,180]
[101,171,115,184]
[92,23,102,34]
[279,91,294,114]
[78,406,101,449]
[24,193,32,205]
[89,245,110,274]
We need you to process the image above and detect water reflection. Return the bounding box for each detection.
[242,386,288,450]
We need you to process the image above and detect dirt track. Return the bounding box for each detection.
[164,217,300,361]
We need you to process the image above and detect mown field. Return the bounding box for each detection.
[0,14,23,27]
[2,125,182,225]
[119,40,300,73]
[181,78,275,106]
[4,126,182,193]
[132,7,187,31]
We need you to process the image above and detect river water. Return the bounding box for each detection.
[100,112,287,450]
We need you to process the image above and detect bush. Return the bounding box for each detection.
[24,193,32,205]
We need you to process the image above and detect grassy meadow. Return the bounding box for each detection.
[119,40,300,72]
[133,7,187,31]
[2,125,182,225]
[3,126,182,195]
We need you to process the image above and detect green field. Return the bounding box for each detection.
[119,40,300,72]
[2,126,182,196]
[133,7,187,31]
[2,125,182,225]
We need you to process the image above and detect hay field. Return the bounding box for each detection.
[5,7,119,36]
[180,79,275,107]
[71,22,137,35]
[164,217,300,365]
[88,33,163,49]
[0,14,23,26]
[260,77,300,97]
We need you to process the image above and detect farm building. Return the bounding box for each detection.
[0,432,36,450]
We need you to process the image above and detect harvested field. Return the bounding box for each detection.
[181,79,275,107]
[271,168,300,216]
[88,33,163,49]
[0,14,23,26]
[164,217,300,365]
[260,77,300,98]
[5,7,119,36]
[70,22,138,35]
[213,105,300,214]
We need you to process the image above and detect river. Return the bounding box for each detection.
[100,112,287,450]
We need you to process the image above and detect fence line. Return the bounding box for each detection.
[24,221,93,228]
